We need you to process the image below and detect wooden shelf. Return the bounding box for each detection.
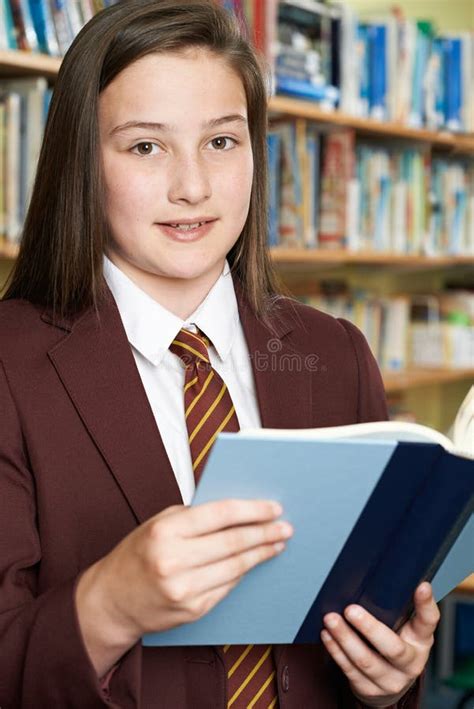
[0,50,61,80]
[383,368,474,393]
[268,95,474,153]
[270,248,474,269]
[1,52,473,151]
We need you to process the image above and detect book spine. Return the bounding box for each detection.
[359,450,474,632]
[295,443,445,642]
[266,132,281,247]
[369,24,387,121]
[3,0,18,48]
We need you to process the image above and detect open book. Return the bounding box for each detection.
[143,388,474,647]
[241,385,474,460]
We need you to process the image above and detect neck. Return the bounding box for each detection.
[106,252,224,320]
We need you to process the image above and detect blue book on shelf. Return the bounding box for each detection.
[431,38,446,130]
[266,133,281,247]
[357,24,370,117]
[3,0,18,48]
[443,36,462,132]
[28,0,60,55]
[143,424,473,647]
[276,75,339,107]
[368,23,387,121]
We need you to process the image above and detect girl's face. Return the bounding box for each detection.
[99,48,254,304]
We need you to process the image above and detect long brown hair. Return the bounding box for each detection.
[3,0,282,319]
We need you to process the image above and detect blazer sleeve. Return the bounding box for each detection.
[0,360,141,709]
[334,320,425,709]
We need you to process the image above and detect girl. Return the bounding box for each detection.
[0,1,439,707]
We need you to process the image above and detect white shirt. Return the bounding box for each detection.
[103,257,261,504]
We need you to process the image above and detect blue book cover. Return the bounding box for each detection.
[357,24,369,117]
[3,0,18,48]
[266,133,281,247]
[368,24,386,121]
[443,37,462,132]
[143,428,473,646]
[276,75,339,107]
[431,38,446,130]
[28,0,60,55]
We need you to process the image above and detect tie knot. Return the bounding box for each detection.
[169,328,211,368]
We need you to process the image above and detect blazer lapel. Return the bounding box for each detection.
[44,291,183,525]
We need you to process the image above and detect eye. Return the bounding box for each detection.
[207,136,238,151]
[131,142,161,156]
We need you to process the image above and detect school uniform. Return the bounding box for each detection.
[0,261,423,708]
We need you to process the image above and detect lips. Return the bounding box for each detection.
[158,218,217,226]
[156,219,217,242]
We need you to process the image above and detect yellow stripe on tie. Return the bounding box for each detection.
[184,329,210,348]
[248,671,276,708]
[228,646,272,707]
[171,339,209,363]
[184,375,198,393]
[185,371,214,418]
[228,644,254,678]
[267,698,278,709]
[188,382,227,444]
[192,406,235,471]
[223,644,231,653]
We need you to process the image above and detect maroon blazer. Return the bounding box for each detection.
[0,286,424,708]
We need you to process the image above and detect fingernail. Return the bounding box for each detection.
[324,614,338,629]
[272,502,283,515]
[346,606,363,621]
[321,630,331,642]
[274,542,285,552]
[279,522,293,537]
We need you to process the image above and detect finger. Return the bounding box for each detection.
[179,541,286,597]
[405,583,440,642]
[342,605,416,671]
[323,613,408,691]
[179,499,283,537]
[184,520,293,567]
[321,629,382,698]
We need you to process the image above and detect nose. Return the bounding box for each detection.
[167,153,211,205]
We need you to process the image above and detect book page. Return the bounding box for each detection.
[240,420,454,451]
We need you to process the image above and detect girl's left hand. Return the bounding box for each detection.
[321,582,440,707]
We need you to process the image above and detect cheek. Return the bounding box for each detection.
[104,173,156,223]
[219,153,253,208]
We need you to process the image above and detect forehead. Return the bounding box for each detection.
[98,48,247,130]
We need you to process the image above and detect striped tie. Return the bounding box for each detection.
[169,328,279,708]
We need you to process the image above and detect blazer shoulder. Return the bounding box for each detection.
[271,295,360,344]
[0,299,57,362]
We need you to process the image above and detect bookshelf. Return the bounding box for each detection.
[269,95,474,153]
[1,46,473,429]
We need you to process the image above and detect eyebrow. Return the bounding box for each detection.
[109,113,248,136]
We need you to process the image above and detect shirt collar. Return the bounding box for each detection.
[103,256,238,366]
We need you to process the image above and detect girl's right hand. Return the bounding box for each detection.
[75,499,293,677]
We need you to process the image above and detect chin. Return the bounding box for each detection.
[152,255,224,282]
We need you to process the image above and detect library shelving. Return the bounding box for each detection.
[1,50,473,428]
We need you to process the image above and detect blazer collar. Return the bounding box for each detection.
[43,280,312,525]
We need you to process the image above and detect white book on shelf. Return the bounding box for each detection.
[5,93,21,245]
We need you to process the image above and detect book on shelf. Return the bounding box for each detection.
[0,78,51,244]
[142,388,473,646]
[3,1,472,134]
[297,283,474,373]
[266,121,474,255]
